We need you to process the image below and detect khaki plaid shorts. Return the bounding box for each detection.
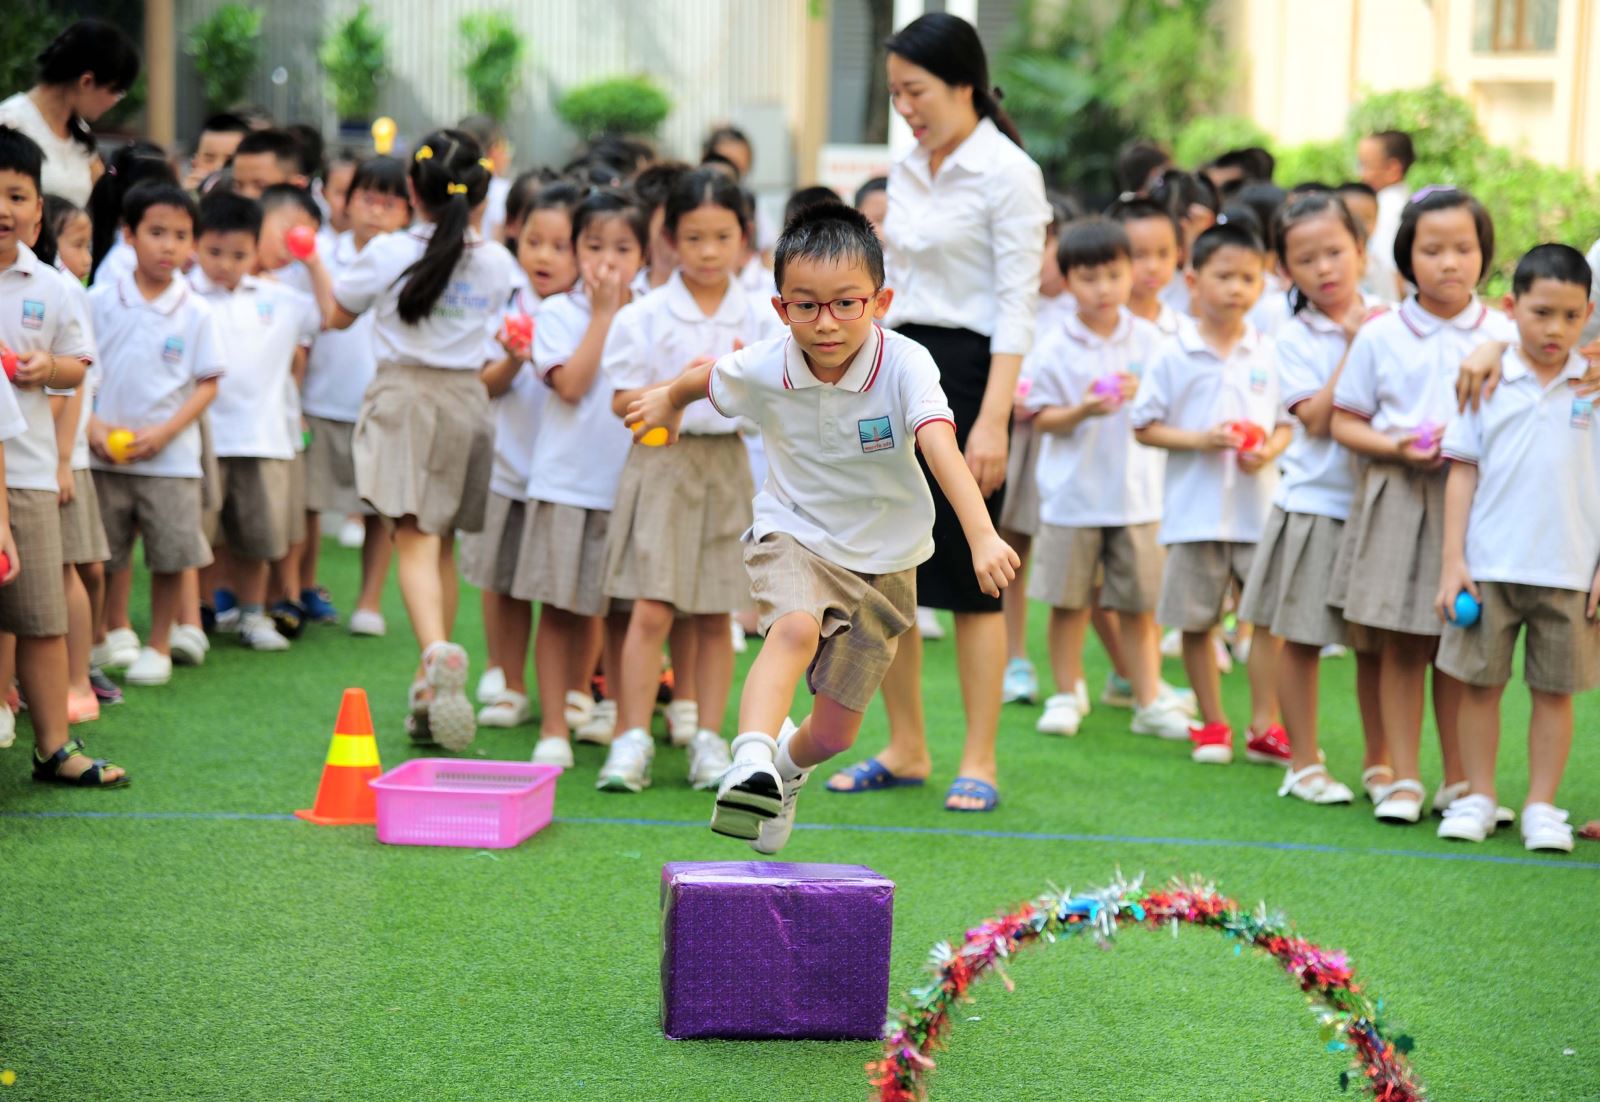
[0,488,67,636]
[1156,540,1256,632]
[1437,582,1600,695]
[1028,522,1163,612]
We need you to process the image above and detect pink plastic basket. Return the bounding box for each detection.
[369,759,561,848]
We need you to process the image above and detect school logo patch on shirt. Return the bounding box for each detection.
[858,415,895,453]
[1249,365,1269,393]
[162,336,184,365]
[20,300,44,330]
[1573,398,1594,430]
[256,300,275,324]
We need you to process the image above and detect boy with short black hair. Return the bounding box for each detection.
[0,125,118,784]
[1131,221,1293,767]
[230,129,306,198]
[625,203,1019,852]
[191,189,319,651]
[88,181,224,687]
[185,112,249,190]
[1434,244,1599,853]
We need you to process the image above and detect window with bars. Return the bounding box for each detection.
[1473,0,1559,52]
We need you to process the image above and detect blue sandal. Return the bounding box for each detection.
[32,738,130,788]
[826,758,927,793]
[945,776,999,812]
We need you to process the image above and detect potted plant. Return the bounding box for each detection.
[320,2,388,140]
[185,3,264,111]
[459,11,527,124]
[554,75,672,141]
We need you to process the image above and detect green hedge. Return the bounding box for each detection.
[555,75,671,140]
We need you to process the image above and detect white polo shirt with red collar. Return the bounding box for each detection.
[1442,347,1600,592]
[0,244,92,491]
[89,271,225,479]
[707,324,954,574]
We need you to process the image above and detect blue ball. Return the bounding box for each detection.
[1453,590,1481,628]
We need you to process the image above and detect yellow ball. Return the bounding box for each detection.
[106,428,136,464]
[638,427,669,447]
[1,1068,16,1086]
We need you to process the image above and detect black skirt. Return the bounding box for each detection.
[897,323,1006,614]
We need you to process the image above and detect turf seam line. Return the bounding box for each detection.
[4,809,1596,870]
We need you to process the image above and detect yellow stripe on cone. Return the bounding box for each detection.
[295,688,382,826]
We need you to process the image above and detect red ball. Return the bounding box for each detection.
[502,314,533,347]
[285,225,317,260]
[1230,420,1266,451]
[1,346,16,382]
[0,550,10,578]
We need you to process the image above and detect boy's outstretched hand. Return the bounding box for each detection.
[624,384,684,445]
[971,531,1021,598]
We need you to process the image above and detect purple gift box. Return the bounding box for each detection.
[660,861,895,1040]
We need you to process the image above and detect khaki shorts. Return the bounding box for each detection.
[207,457,292,561]
[59,469,110,565]
[94,470,212,575]
[1238,507,1348,648]
[305,416,366,515]
[1156,540,1256,632]
[1028,521,1162,613]
[745,532,917,713]
[1436,582,1600,695]
[0,488,67,637]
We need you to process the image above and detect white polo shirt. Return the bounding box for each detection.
[304,232,378,423]
[1129,317,1287,544]
[603,271,783,436]
[1273,298,1381,520]
[192,272,319,459]
[1247,282,1295,340]
[1334,296,1516,437]
[89,272,225,478]
[1025,309,1165,528]
[527,286,633,511]
[0,245,94,492]
[484,280,546,502]
[708,325,954,574]
[1018,291,1078,384]
[55,263,99,472]
[1363,182,1410,304]
[334,223,514,370]
[1441,347,1600,592]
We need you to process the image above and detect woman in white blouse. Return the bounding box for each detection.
[0,21,140,208]
[826,12,1049,812]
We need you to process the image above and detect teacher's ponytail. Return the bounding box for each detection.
[885,12,1025,149]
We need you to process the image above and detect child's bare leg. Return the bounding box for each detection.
[1456,680,1503,802]
[1432,665,1466,787]
[104,567,132,632]
[63,567,92,695]
[738,611,818,739]
[496,596,533,695]
[300,511,321,592]
[235,557,270,608]
[148,572,182,657]
[1355,647,1388,771]
[1000,529,1031,661]
[534,606,577,742]
[479,590,504,674]
[1091,605,1128,679]
[601,610,629,702]
[392,520,446,653]
[1120,611,1162,707]
[693,612,735,736]
[178,567,201,629]
[1379,631,1432,803]
[1181,629,1224,725]
[573,613,603,696]
[1278,640,1323,770]
[616,599,676,732]
[1525,688,1573,807]
[1247,625,1282,731]
[77,562,106,647]
[1045,606,1090,696]
[788,693,867,771]
[437,532,459,637]
[355,517,391,614]
[668,613,698,709]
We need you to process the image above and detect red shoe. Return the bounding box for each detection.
[1245,724,1292,765]
[1189,721,1234,765]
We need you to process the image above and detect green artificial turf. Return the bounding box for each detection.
[1,539,1596,1101]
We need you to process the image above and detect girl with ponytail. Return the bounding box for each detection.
[85,141,175,284]
[328,128,516,751]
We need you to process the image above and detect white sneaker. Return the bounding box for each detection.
[596,728,654,792]
[1036,692,1084,736]
[475,666,506,705]
[1431,779,1515,826]
[754,719,807,855]
[532,736,574,769]
[338,518,365,548]
[686,729,732,789]
[1072,679,1090,715]
[563,690,595,729]
[348,609,386,637]
[711,732,782,839]
[665,699,699,747]
[916,605,945,640]
[214,607,241,634]
[169,624,209,665]
[1130,697,1192,740]
[1521,802,1573,852]
[1437,793,1498,842]
[1278,763,1355,805]
[477,690,532,728]
[125,647,173,686]
[239,612,290,652]
[731,618,748,654]
[1159,628,1182,658]
[0,705,13,749]
[99,628,140,669]
[424,642,475,751]
[1159,681,1199,715]
[575,699,617,745]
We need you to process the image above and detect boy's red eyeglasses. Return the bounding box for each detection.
[777,297,873,324]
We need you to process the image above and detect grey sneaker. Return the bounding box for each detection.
[711,732,782,840]
[685,729,732,789]
[753,720,807,855]
[596,728,655,792]
[424,642,475,751]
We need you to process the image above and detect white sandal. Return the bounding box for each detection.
[1373,778,1426,823]
[1278,764,1354,805]
[1431,779,1515,826]
[1360,765,1394,803]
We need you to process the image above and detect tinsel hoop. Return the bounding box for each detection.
[869,872,1426,1101]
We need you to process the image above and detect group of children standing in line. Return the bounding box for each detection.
[0,102,1593,854]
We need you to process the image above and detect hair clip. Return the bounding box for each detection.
[1409,184,1456,204]
[415,145,434,162]
[991,84,1005,102]
[479,157,494,172]
[446,182,468,195]
[1215,212,1229,225]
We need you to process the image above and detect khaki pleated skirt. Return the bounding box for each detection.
[511,499,611,616]
[353,363,492,536]
[1333,461,1446,637]
[602,433,753,614]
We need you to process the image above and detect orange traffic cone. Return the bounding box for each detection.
[295,688,382,825]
